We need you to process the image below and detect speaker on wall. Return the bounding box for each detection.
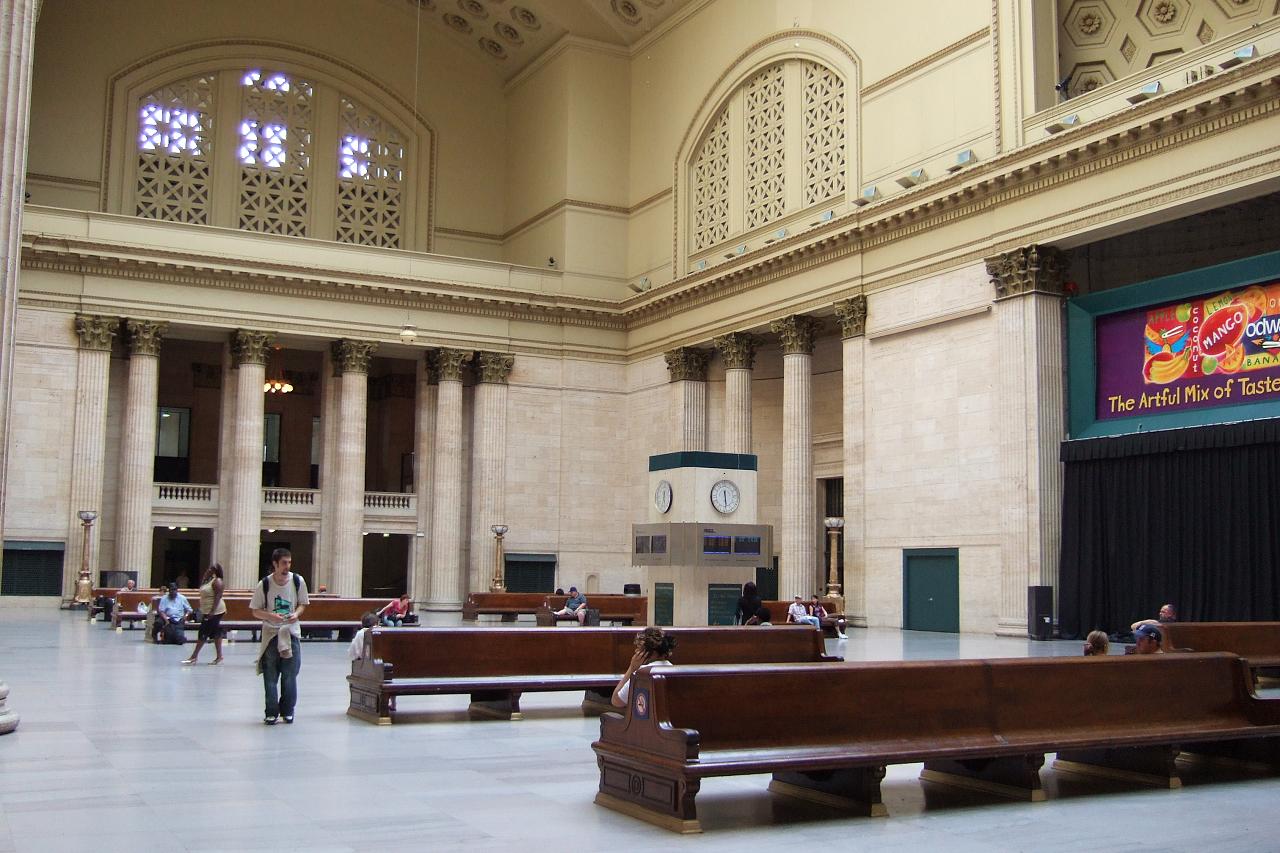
[1028,585,1053,641]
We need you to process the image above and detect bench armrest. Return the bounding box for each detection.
[596,668,699,764]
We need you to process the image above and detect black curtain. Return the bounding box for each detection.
[1058,418,1280,638]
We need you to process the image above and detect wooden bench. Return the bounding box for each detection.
[461,592,549,621]
[1160,622,1280,671]
[592,652,1280,833]
[347,625,838,725]
[759,598,847,636]
[128,595,386,641]
[536,594,647,626]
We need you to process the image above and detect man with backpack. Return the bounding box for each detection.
[152,583,193,644]
[249,548,309,725]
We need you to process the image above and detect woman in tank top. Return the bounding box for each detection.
[183,564,227,665]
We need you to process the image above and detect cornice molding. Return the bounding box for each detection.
[861,27,990,98]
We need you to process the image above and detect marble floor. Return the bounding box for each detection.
[1,607,1278,852]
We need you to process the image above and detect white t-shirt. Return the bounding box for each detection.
[616,659,673,705]
[348,627,370,662]
[248,572,311,640]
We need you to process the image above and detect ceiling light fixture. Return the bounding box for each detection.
[263,344,293,394]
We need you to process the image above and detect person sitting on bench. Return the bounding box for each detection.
[787,595,821,630]
[1130,623,1164,655]
[348,612,379,661]
[1131,603,1177,632]
[810,596,848,639]
[1083,630,1109,656]
[611,627,676,708]
[153,583,192,643]
[379,594,412,627]
[552,586,589,625]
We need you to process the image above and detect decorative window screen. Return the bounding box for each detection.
[802,61,846,207]
[691,109,731,252]
[237,70,314,237]
[135,75,216,225]
[336,96,405,249]
[743,63,786,230]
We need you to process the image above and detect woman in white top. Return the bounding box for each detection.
[612,626,676,708]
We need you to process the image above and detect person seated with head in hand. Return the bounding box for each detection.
[612,627,677,708]
[1083,630,1110,656]
[787,595,821,630]
[552,586,589,625]
[1130,623,1164,655]
[348,612,380,662]
[378,594,412,627]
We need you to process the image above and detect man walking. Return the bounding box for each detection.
[249,548,309,724]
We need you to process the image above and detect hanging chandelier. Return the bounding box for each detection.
[263,346,293,394]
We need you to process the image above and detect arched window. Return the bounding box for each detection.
[108,45,434,251]
[677,35,857,274]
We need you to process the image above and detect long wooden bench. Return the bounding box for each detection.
[347,625,838,725]
[536,594,647,626]
[759,598,847,636]
[461,592,549,621]
[126,594,387,641]
[592,652,1280,833]
[1160,622,1280,670]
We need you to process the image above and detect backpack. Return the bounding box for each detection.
[161,619,186,645]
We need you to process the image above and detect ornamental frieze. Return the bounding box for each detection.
[834,296,868,339]
[712,332,757,370]
[73,314,117,351]
[986,244,1069,300]
[770,315,818,355]
[664,347,711,382]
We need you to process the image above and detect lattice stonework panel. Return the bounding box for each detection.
[1057,0,1278,98]
[692,108,731,251]
[336,97,405,249]
[237,71,314,237]
[802,62,847,207]
[135,75,216,225]
[743,63,786,230]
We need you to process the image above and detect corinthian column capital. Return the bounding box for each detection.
[231,330,272,366]
[476,351,515,384]
[986,244,1069,300]
[664,347,711,382]
[74,315,118,351]
[770,314,818,355]
[124,319,167,357]
[334,339,378,375]
[834,296,868,339]
[712,333,757,370]
[435,347,474,382]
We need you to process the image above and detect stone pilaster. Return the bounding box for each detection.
[63,315,116,597]
[411,351,437,602]
[213,342,235,566]
[427,347,472,609]
[664,346,710,452]
[987,245,1068,635]
[226,329,270,588]
[470,352,513,593]
[330,339,377,597]
[835,297,868,626]
[114,320,166,584]
[712,333,756,454]
[0,0,39,596]
[314,345,338,591]
[770,315,818,599]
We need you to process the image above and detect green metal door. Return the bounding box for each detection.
[655,583,674,626]
[707,583,741,625]
[903,549,959,633]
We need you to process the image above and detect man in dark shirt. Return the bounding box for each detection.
[552,586,588,625]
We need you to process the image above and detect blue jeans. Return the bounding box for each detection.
[795,615,822,630]
[262,635,301,717]
[381,616,403,627]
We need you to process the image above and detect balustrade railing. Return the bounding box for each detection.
[263,488,318,506]
[155,483,213,502]
[364,492,413,510]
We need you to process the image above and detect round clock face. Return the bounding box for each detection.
[710,479,740,514]
[654,480,673,514]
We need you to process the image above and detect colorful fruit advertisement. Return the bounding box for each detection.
[1095,280,1280,421]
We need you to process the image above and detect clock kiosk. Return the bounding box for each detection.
[632,452,773,626]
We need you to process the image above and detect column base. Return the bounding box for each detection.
[0,682,19,735]
[421,601,463,612]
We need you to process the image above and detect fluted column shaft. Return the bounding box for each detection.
[836,297,868,626]
[714,332,757,454]
[470,352,513,593]
[411,353,437,602]
[0,0,38,586]
[427,348,472,610]
[213,343,236,565]
[315,346,340,591]
[63,316,115,597]
[226,331,270,588]
[115,320,165,584]
[771,315,817,599]
[330,340,376,598]
[664,347,709,452]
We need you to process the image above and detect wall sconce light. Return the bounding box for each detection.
[852,186,880,206]
[1219,45,1258,70]
[947,150,977,172]
[896,168,927,188]
[1045,114,1080,134]
[1125,81,1162,104]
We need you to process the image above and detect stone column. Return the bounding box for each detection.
[770,314,818,600]
[712,333,756,454]
[62,315,117,598]
[114,320,166,584]
[0,0,39,592]
[427,348,472,610]
[411,351,437,602]
[664,347,710,451]
[226,329,271,589]
[988,245,1068,636]
[213,343,236,565]
[470,352,513,594]
[835,296,868,627]
[330,339,377,598]
[315,344,340,591]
